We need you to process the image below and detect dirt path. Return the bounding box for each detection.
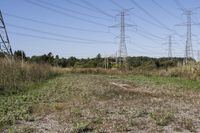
[8,74,200,133]
[110,81,200,132]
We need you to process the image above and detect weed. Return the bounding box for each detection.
[150,109,174,126]
[0,59,60,95]
[178,118,196,132]
[72,121,94,133]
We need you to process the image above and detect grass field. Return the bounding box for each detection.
[1,73,200,132]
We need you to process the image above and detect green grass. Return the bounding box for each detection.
[107,74,200,90]
[0,73,102,131]
[1,73,200,132]
[150,109,174,126]
[0,81,47,129]
[0,74,67,130]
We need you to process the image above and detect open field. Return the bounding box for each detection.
[2,0,200,132]
[1,73,200,132]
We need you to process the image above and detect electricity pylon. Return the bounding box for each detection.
[197,50,200,62]
[0,10,13,59]
[110,9,135,69]
[176,9,200,64]
[104,55,109,69]
[168,35,172,59]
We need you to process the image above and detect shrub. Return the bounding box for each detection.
[158,63,200,80]
[0,58,60,94]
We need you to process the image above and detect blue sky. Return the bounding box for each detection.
[1,0,200,58]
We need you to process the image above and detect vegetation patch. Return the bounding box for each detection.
[150,109,174,126]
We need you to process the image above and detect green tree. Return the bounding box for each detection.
[14,50,26,60]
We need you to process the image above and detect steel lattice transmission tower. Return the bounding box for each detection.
[176,10,199,63]
[168,35,172,58]
[0,10,13,58]
[185,11,193,62]
[110,9,135,69]
[197,50,200,62]
[119,11,127,66]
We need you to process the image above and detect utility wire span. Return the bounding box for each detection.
[8,31,88,44]
[7,23,115,44]
[151,0,181,20]
[24,0,107,27]
[65,0,114,18]
[137,28,165,40]
[80,0,114,18]
[110,0,163,40]
[109,0,124,9]
[128,45,165,55]
[173,0,185,11]
[3,12,109,33]
[108,0,165,54]
[127,20,165,41]
[128,28,164,42]
[134,14,164,29]
[63,0,97,12]
[8,31,115,47]
[129,0,179,34]
[37,0,112,21]
[129,0,171,31]
[134,31,163,45]
[128,42,165,54]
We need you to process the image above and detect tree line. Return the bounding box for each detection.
[0,50,187,70]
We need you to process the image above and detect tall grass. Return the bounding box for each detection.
[69,64,200,81]
[0,58,60,94]
[158,63,200,80]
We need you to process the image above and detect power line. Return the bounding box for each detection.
[65,0,114,18]
[173,0,185,11]
[109,0,124,9]
[129,25,165,41]
[138,28,165,40]
[24,0,107,27]
[109,1,166,40]
[7,23,115,44]
[151,0,181,20]
[80,0,114,18]
[3,12,109,33]
[130,42,164,53]
[129,29,164,43]
[133,14,183,40]
[37,0,112,21]
[133,30,163,44]
[129,0,179,34]
[8,31,114,46]
[128,45,165,55]
[128,42,166,55]
[9,32,165,57]
[64,0,110,17]
[109,0,164,36]
[134,14,164,29]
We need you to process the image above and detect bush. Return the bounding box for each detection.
[158,63,200,80]
[0,59,59,94]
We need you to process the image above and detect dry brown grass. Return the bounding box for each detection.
[69,68,121,74]
[0,58,60,93]
[67,64,200,80]
[158,63,200,80]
